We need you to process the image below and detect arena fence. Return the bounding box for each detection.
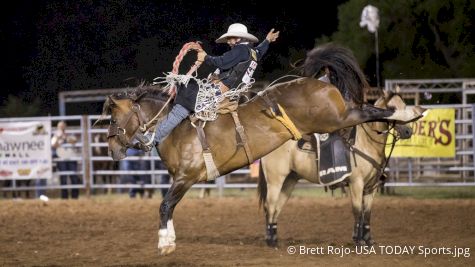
[2,79,475,197]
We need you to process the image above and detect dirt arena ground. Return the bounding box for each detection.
[1,192,474,266]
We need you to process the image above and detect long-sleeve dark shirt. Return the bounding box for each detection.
[175,40,270,111]
[204,39,270,71]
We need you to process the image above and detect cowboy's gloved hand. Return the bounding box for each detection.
[266,28,280,43]
[197,50,207,62]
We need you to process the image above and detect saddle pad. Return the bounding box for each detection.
[317,132,352,186]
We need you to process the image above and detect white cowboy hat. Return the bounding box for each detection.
[216,23,259,43]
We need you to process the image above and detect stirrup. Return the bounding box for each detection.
[134,131,155,152]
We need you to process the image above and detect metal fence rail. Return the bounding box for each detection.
[2,79,475,196]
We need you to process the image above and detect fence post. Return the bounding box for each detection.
[81,115,91,197]
[471,104,475,183]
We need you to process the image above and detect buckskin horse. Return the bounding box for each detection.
[258,89,414,247]
[100,44,424,255]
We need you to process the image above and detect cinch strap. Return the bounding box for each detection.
[269,104,302,140]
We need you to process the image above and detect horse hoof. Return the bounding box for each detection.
[159,244,176,256]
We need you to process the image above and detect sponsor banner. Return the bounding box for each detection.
[386,108,455,158]
[0,121,52,179]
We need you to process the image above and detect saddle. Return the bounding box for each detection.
[192,91,303,181]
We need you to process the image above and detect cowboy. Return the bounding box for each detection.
[138,23,279,151]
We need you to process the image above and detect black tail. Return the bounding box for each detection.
[257,162,267,210]
[303,43,369,105]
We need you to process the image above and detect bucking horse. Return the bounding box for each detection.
[98,43,425,255]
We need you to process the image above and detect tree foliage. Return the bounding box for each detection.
[25,0,160,110]
[318,0,475,82]
[0,95,41,117]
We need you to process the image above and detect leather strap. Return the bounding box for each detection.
[195,121,211,152]
[194,121,220,180]
[231,111,253,164]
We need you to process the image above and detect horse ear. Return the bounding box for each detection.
[384,84,400,97]
[93,96,115,127]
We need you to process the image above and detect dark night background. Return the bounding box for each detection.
[0,0,347,116]
[2,0,473,116]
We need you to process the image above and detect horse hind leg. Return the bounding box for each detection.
[264,175,285,248]
[349,177,365,246]
[266,172,299,247]
[361,191,376,245]
[344,106,395,126]
[340,105,422,129]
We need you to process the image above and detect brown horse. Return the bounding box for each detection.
[258,90,413,247]
[100,50,424,255]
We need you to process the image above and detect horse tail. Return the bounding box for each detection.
[302,43,369,105]
[257,161,267,210]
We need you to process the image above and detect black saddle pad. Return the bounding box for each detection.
[318,132,352,185]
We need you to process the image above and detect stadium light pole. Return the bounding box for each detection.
[360,5,381,90]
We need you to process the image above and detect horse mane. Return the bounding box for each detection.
[94,83,170,127]
[302,43,369,105]
[110,84,170,102]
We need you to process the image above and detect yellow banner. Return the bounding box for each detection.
[386,108,455,158]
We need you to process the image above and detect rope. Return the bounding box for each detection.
[158,42,203,96]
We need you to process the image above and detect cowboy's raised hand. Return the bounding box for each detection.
[266,29,280,42]
[197,50,207,62]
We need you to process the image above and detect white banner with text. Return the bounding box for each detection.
[0,121,52,180]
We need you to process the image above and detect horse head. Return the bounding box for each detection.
[375,89,413,139]
[97,86,171,161]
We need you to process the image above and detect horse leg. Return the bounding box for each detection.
[349,177,365,246]
[361,191,376,245]
[334,105,423,131]
[271,173,299,246]
[265,172,299,247]
[264,172,286,248]
[158,178,194,255]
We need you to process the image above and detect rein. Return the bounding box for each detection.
[139,96,173,132]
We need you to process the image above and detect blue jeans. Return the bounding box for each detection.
[154,104,191,143]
